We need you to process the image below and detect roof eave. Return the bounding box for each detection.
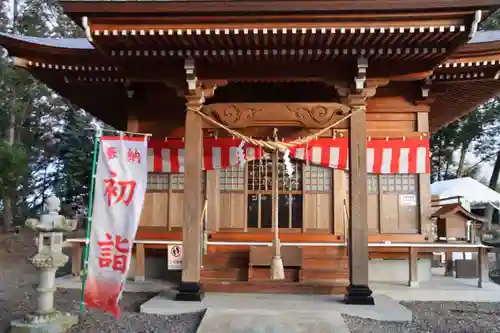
[59,0,500,15]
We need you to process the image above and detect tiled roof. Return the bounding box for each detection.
[431,203,488,222]
[1,30,499,49]
[469,30,500,44]
[0,32,93,49]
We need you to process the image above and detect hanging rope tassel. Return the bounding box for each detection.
[270,148,285,280]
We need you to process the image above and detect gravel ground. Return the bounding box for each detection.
[0,229,204,333]
[344,302,500,333]
[3,230,500,333]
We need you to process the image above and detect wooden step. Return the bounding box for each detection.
[300,269,349,282]
[201,267,247,281]
[249,267,298,282]
[301,246,347,258]
[301,258,348,270]
[202,253,248,267]
[201,280,348,295]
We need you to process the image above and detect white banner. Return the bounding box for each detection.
[84,136,148,318]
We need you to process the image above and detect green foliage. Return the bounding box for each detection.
[482,9,500,30]
[0,0,95,227]
[53,108,95,207]
[431,97,500,183]
[0,142,27,193]
[431,7,500,185]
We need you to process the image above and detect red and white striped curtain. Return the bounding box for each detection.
[147,138,430,174]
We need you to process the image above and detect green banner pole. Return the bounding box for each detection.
[79,131,100,313]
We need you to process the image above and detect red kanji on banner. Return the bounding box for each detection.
[97,233,130,274]
[127,148,141,164]
[106,147,118,160]
[104,175,137,207]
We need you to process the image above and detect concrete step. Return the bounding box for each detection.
[201,280,348,295]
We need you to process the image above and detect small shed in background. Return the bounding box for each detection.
[431,177,500,228]
[431,203,487,243]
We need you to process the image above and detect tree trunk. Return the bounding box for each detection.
[456,142,469,178]
[485,150,500,229]
[3,113,15,232]
[488,150,500,190]
[437,138,443,181]
[4,0,18,233]
[444,157,451,179]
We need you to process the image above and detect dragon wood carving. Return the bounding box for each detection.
[206,103,349,128]
[285,104,347,126]
[209,104,261,126]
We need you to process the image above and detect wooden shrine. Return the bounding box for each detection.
[0,0,499,305]
[432,203,487,243]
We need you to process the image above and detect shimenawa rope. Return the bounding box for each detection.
[188,106,361,151]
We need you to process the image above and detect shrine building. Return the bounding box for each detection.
[1,1,500,305]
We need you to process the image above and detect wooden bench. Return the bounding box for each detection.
[248,246,302,281]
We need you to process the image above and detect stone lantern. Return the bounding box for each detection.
[10,195,79,333]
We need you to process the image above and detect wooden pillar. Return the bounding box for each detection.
[408,247,419,287]
[176,105,204,301]
[344,102,374,305]
[417,112,432,240]
[176,58,204,301]
[71,243,82,276]
[134,243,145,282]
[444,249,454,276]
[478,246,489,288]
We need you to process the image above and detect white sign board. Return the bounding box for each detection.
[168,245,183,270]
[400,194,417,206]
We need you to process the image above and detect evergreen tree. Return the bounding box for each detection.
[53,107,95,209]
[0,0,91,230]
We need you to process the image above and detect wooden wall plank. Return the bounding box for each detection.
[366,120,415,131]
[206,170,220,232]
[303,193,317,230]
[303,193,332,231]
[169,193,184,229]
[219,192,246,229]
[333,170,346,236]
[140,193,169,227]
[319,194,332,231]
[367,194,379,234]
[367,97,429,113]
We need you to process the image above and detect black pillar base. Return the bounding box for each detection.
[175,282,205,302]
[344,284,375,305]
